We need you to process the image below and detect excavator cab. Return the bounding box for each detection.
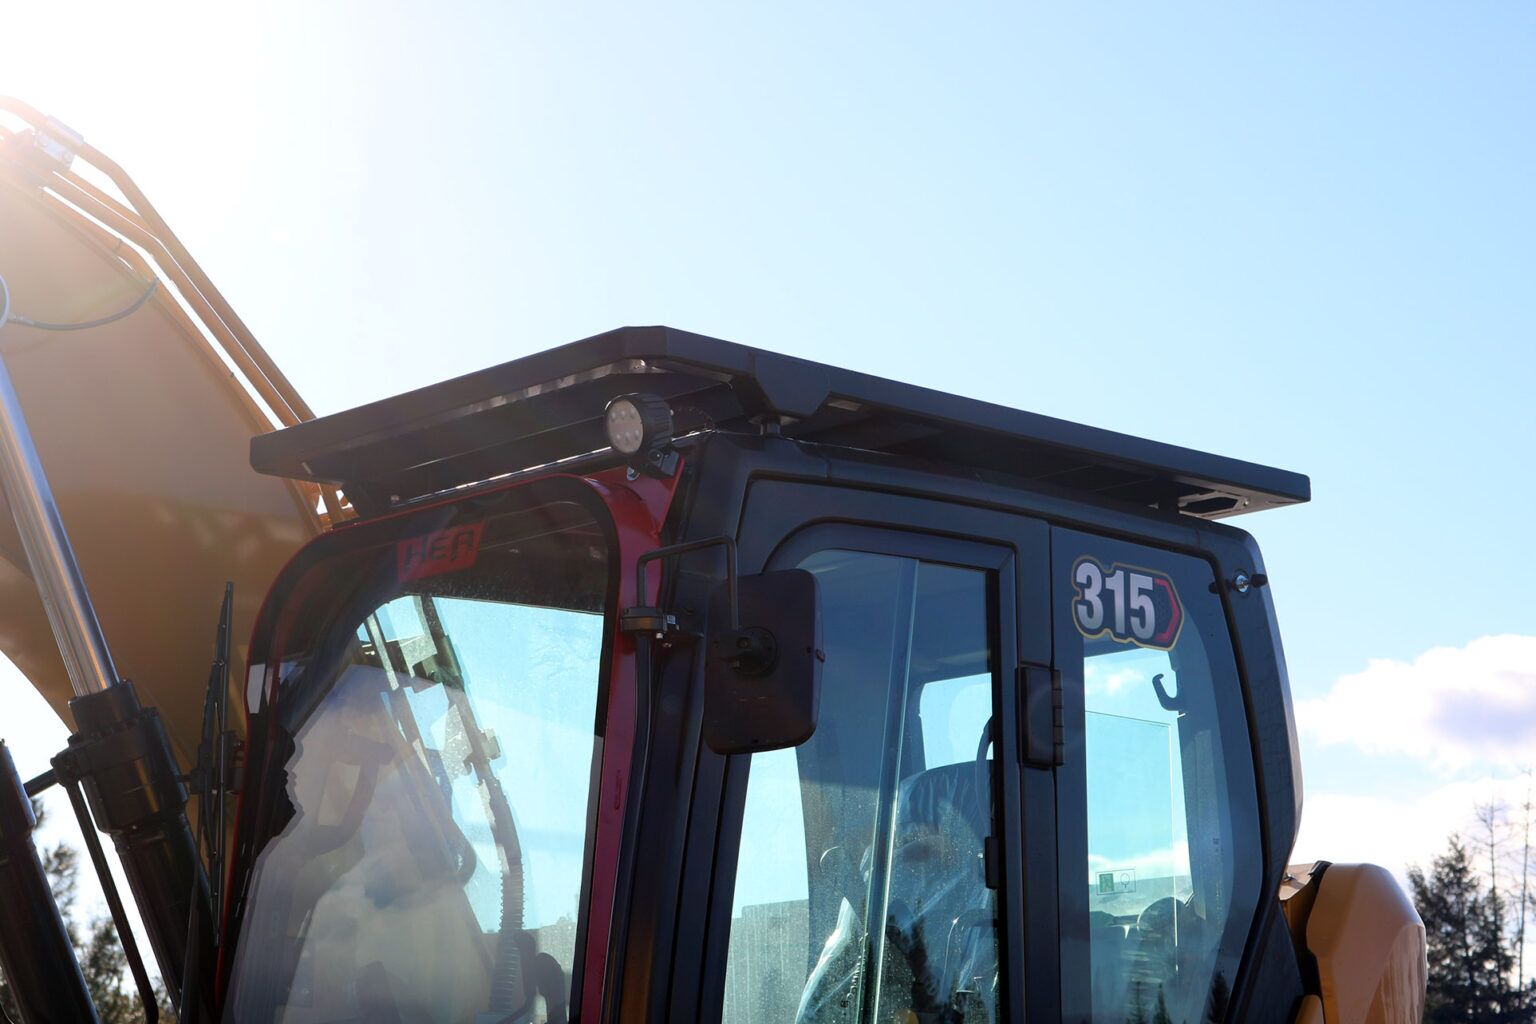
[0,100,1422,1024]
[210,327,1420,1023]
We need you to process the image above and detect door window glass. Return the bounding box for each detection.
[919,673,993,770]
[1056,533,1259,1024]
[724,550,999,1024]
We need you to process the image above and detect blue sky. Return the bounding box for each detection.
[4,0,1535,896]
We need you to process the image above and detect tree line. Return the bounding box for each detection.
[1412,797,1536,1024]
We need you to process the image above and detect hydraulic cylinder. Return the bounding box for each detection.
[55,680,215,1020]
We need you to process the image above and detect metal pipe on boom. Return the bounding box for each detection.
[0,343,117,696]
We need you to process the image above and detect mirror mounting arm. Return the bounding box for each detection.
[622,536,823,755]
[620,535,742,636]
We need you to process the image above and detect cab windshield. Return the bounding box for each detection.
[226,491,613,1024]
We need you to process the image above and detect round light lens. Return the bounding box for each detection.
[604,393,674,458]
[605,398,646,454]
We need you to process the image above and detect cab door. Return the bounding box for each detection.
[1050,528,1265,1024]
[700,481,1057,1024]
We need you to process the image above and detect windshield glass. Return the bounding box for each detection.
[227,493,612,1024]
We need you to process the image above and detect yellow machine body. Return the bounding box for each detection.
[1283,862,1428,1024]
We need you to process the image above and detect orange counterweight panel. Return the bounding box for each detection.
[1284,862,1428,1024]
[0,141,320,768]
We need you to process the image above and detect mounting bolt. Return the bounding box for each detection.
[1232,571,1251,594]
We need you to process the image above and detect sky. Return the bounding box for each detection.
[2,0,1535,946]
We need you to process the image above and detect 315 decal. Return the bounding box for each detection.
[1071,555,1184,650]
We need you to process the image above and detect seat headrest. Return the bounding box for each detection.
[896,760,989,844]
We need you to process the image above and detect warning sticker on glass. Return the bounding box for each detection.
[397,522,485,583]
[1071,556,1183,650]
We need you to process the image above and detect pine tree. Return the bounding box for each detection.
[80,919,142,1023]
[1410,834,1536,1023]
[1413,836,1486,1022]
[41,843,80,919]
[1151,985,1173,1024]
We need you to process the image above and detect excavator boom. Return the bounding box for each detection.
[0,98,321,763]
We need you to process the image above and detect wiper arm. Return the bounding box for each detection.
[183,581,235,1021]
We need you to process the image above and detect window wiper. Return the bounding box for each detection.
[181,582,235,1022]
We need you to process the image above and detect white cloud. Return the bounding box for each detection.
[1294,774,1536,890]
[1086,664,1146,698]
[1296,635,1536,774]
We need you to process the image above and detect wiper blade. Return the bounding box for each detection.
[183,581,234,1019]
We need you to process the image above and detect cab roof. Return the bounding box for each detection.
[251,326,1309,520]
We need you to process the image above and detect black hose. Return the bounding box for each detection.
[5,279,158,331]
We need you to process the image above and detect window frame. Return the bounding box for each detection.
[226,476,623,1020]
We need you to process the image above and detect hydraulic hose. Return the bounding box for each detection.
[417,596,528,1020]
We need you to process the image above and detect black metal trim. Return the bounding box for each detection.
[250,326,1309,521]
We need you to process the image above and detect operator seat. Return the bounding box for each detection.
[886,761,997,1011]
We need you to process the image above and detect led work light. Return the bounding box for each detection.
[605,393,673,458]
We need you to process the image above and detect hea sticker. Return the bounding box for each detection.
[1071,556,1184,650]
[398,522,485,583]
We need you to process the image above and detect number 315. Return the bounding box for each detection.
[1074,559,1158,643]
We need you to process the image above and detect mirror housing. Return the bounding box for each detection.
[703,569,822,755]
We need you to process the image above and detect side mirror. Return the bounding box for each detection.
[703,569,822,755]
